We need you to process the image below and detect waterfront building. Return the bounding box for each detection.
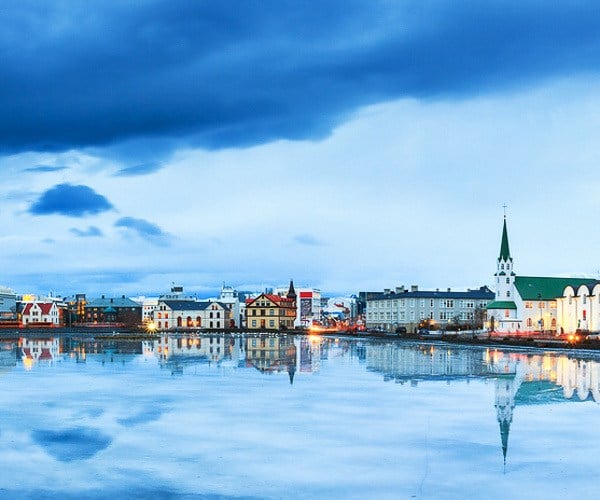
[245,280,297,330]
[365,285,493,333]
[84,295,142,327]
[274,285,322,328]
[154,299,232,330]
[486,217,595,334]
[131,296,159,325]
[556,281,600,334]
[0,286,17,322]
[20,301,60,326]
[216,284,246,328]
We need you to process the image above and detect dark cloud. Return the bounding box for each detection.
[29,183,113,217]
[1,1,599,155]
[70,225,104,237]
[115,216,169,246]
[23,165,68,173]
[113,162,163,177]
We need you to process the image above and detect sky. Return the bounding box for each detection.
[1,0,600,298]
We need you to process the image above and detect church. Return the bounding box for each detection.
[486,217,597,334]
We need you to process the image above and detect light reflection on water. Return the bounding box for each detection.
[1,333,600,498]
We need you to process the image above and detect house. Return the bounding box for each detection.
[486,216,596,334]
[154,299,232,330]
[245,281,297,330]
[21,301,60,326]
[84,295,142,326]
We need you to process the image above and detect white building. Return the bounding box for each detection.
[154,299,232,330]
[215,285,246,328]
[0,286,17,321]
[21,301,60,325]
[557,282,600,334]
[486,216,596,334]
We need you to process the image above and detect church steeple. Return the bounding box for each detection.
[499,216,512,262]
[494,215,516,301]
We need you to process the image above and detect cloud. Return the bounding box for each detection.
[31,427,111,462]
[23,165,68,173]
[115,217,169,246]
[294,234,324,246]
[70,226,104,238]
[113,162,163,177]
[1,1,600,155]
[29,183,113,217]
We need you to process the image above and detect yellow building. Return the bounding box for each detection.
[245,281,297,330]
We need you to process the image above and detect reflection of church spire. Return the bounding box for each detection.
[494,376,516,471]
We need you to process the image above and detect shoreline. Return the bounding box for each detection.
[1,327,600,352]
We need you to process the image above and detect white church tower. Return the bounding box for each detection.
[487,215,520,332]
[494,215,515,301]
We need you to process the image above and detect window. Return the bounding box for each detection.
[501,263,504,270]
[269,320,275,327]
[251,320,256,327]
[420,299,425,307]
[506,278,510,284]
[409,311,415,320]
[410,299,415,307]
[430,299,434,307]
[527,318,532,327]
[506,291,510,298]
[419,311,425,319]
[525,302,533,309]
[269,309,275,316]
[504,310,510,318]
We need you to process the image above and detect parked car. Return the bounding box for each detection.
[395,326,407,335]
[586,332,600,340]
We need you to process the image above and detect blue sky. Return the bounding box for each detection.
[1,1,600,297]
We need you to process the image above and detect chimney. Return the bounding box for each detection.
[384,288,391,294]
[110,298,114,303]
[102,295,105,299]
[411,285,418,292]
[395,286,404,294]
[447,288,451,292]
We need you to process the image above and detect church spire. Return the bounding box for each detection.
[287,279,296,300]
[499,216,512,262]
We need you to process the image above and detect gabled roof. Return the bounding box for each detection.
[515,276,597,301]
[246,293,295,306]
[22,302,55,315]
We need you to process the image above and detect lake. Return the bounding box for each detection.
[1,333,599,499]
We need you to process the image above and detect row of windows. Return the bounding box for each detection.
[367,310,476,322]
[369,299,486,309]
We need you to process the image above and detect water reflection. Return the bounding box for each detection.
[5,333,600,469]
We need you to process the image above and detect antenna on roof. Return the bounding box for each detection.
[502,203,507,218]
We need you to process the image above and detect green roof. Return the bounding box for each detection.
[514,276,596,300]
[498,217,512,262]
[487,300,517,310]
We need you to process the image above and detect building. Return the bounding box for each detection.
[274,285,322,328]
[245,280,297,330]
[486,216,596,334]
[216,285,246,328]
[154,299,232,330]
[365,285,493,332]
[557,282,600,334]
[84,295,143,326]
[21,301,60,326]
[0,286,17,323]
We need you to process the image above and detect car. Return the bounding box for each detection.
[586,332,600,340]
[395,326,407,335]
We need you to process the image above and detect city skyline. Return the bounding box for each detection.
[2,2,600,297]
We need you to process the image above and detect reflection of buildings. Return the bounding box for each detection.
[19,337,60,365]
[0,341,17,369]
[245,335,297,383]
[365,342,600,467]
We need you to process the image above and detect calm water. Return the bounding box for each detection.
[1,333,600,499]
